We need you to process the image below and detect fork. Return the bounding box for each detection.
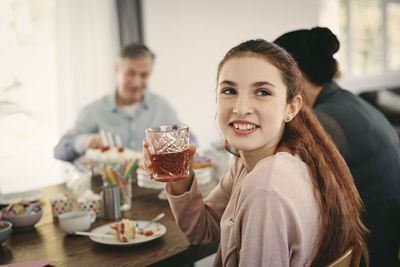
[137,212,165,234]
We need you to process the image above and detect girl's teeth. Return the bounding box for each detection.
[233,123,255,130]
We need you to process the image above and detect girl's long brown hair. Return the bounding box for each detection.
[218,39,369,267]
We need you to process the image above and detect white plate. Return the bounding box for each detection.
[89,220,167,246]
[0,191,45,205]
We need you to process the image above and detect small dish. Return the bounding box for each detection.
[1,203,43,231]
[0,221,12,245]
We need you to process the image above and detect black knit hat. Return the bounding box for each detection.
[274,27,340,86]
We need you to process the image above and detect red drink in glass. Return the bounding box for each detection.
[150,148,190,182]
[145,124,190,182]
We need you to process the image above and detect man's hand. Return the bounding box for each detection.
[85,134,104,149]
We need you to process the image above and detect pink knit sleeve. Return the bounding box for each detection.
[237,190,302,267]
[166,158,238,244]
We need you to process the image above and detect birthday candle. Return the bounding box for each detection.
[106,166,117,185]
[124,158,139,180]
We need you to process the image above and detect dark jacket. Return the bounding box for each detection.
[314,82,400,267]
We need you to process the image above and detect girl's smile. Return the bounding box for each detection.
[229,120,259,135]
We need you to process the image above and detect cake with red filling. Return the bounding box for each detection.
[84,146,141,163]
[110,219,136,242]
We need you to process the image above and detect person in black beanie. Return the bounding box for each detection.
[274,27,400,267]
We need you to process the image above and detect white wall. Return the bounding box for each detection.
[143,0,319,150]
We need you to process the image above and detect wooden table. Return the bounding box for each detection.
[0,177,218,266]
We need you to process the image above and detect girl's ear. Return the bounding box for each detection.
[284,95,302,122]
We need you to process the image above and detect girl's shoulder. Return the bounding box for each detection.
[256,151,307,176]
[243,152,312,197]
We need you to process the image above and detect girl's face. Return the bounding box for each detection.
[217,56,295,157]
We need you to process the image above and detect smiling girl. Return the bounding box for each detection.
[143,39,368,267]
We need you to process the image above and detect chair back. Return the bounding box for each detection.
[326,248,361,267]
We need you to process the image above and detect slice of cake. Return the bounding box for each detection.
[84,146,142,163]
[110,219,136,242]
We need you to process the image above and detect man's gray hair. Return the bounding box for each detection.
[119,43,155,61]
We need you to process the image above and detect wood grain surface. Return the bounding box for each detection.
[0,176,218,267]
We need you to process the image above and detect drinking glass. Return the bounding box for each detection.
[145,125,190,182]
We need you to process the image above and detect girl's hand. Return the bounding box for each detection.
[142,138,196,195]
[142,138,155,180]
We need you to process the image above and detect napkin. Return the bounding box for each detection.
[64,165,91,199]
[76,190,101,217]
[51,193,73,218]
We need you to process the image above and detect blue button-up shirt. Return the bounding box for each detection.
[54,90,187,162]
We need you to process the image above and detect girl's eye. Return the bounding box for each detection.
[221,88,236,95]
[256,89,270,96]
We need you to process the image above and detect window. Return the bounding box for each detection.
[319,0,400,92]
[387,1,400,71]
[0,0,63,194]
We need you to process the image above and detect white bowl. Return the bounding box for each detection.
[59,211,96,234]
[1,210,42,231]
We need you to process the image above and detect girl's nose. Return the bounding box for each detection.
[233,94,253,116]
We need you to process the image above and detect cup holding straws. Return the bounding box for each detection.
[87,157,139,211]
